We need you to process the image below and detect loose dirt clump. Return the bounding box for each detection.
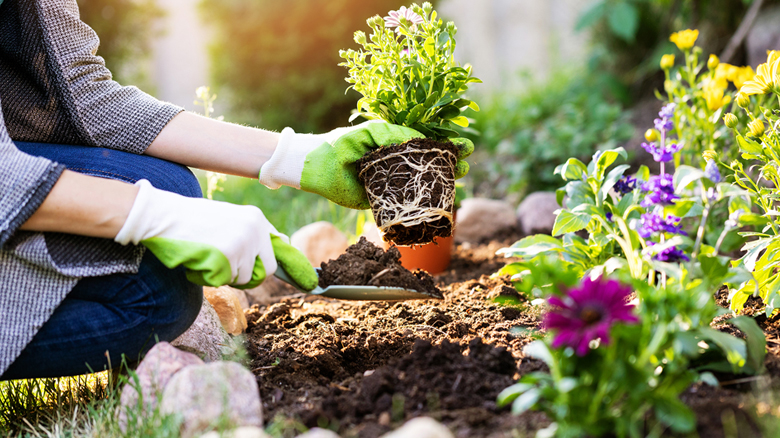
[318,237,442,298]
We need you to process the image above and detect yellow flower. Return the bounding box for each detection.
[740,52,780,96]
[732,66,755,90]
[736,92,750,108]
[670,29,699,51]
[660,54,675,70]
[645,129,659,142]
[707,54,719,70]
[703,79,731,111]
[723,113,738,129]
[748,119,765,137]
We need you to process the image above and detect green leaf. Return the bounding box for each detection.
[552,209,591,236]
[496,383,533,407]
[405,104,426,125]
[511,388,540,415]
[728,316,767,374]
[555,158,589,181]
[436,31,450,47]
[450,116,469,127]
[607,2,639,42]
[523,341,554,366]
[698,327,748,372]
[593,147,627,179]
[674,165,706,193]
[575,0,606,31]
[635,165,650,183]
[737,134,763,154]
[655,397,696,433]
[424,37,436,57]
[498,235,564,259]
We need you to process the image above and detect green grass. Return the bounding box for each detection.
[197,172,368,238]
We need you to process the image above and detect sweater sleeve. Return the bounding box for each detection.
[35,0,183,154]
[0,99,66,247]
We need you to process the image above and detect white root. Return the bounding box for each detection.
[358,144,457,239]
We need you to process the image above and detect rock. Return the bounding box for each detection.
[244,275,300,306]
[379,417,453,438]
[161,362,263,438]
[295,428,341,438]
[516,191,559,235]
[455,198,517,243]
[199,426,272,438]
[204,286,248,335]
[118,342,203,430]
[232,287,250,309]
[291,221,350,266]
[746,5,780,68]
[171,297,231,362]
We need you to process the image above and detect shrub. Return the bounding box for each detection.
[469,70,634,198]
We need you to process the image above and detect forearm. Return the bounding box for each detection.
[145,112,280,179]
[19,170,139,239]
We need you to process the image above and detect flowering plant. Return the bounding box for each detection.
[339,3,481,140]
[716,49,780,314]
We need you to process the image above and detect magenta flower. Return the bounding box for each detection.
[543,277,638,356]
[384,6,424,28]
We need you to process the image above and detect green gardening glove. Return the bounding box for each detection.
[115,180,319,291]
[258,121,474,209]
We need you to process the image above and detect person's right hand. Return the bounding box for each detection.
[114,180,318,291]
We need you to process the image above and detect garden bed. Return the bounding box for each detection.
[244,231,780,437]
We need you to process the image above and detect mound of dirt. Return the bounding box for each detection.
[318,237,442,298]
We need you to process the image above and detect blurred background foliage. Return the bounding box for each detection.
[78,0,779,231]
[77,0,165,92]
[199,0,409,133]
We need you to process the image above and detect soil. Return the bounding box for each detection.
[245,229,780,438]
[356,138,459,246]
[318,237,442,298]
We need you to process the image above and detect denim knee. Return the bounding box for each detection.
[144,255,204,343]
[141,159,203,199]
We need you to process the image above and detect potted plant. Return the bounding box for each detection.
[340,2,481,246]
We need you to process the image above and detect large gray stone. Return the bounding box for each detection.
[118,342,204,430]
[171,297,231,362]
[295,428,341,438]
[199,426,272,438]
[746,5,780,67]
[516,191,559,235]
[379,417,453,438]
[161,361,263,438]
[291,221,350,266]
[455,198,517,243]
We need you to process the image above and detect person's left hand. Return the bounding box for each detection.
[258,121,474,209]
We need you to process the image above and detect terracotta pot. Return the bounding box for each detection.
[381,212,456,275]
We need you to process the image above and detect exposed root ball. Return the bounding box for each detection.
[357,138,458,246]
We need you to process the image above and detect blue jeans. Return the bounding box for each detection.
[1,143,204,380]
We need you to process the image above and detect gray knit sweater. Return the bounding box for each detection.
[0,0,183,375]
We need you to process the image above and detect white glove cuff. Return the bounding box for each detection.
[259,127,323,190]
[115,179,156,246]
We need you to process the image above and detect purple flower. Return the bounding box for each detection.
[638,210,686,238]
[654,103,676,133]
[705,160,722,183]
[641,174,679,207]
[647,242,690,262]
[641,141,684,162]
[384,6,424,28]
[605,212,614,222]
[544,277,638,357]
[614,176,637,195]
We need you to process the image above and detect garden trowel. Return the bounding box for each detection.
[274,267,442,301]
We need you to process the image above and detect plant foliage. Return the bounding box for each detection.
[339,2,481,140]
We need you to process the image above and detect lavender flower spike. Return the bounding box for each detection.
[614,175,637,195]
[647,241,690,263]
[654,103,676,133]
[641,141,684,162]
[638,210,686,238]
[705,160,722,183]
[641,174,679,207]
[544,277,638,357]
